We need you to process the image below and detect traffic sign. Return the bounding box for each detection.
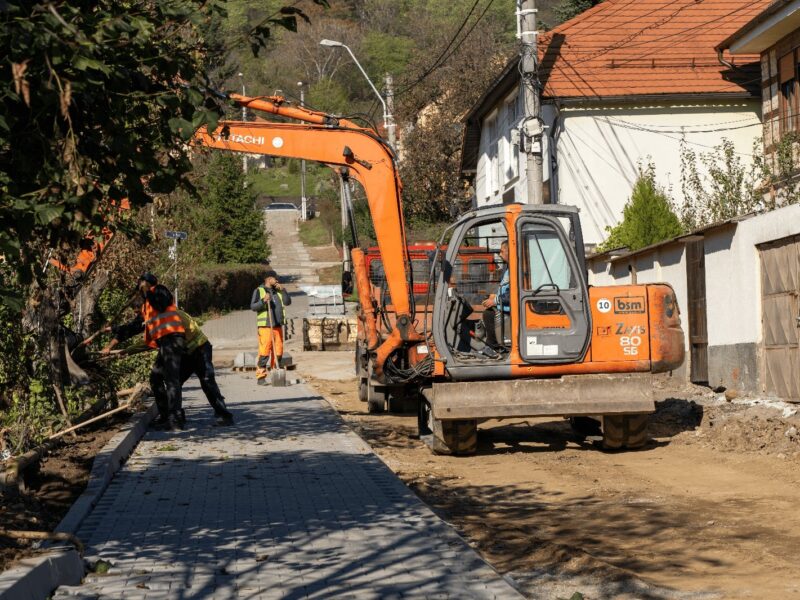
[165,231,188,240]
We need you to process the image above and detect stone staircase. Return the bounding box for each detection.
[265,210,320,284]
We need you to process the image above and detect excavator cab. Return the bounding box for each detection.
[431,204,592,379]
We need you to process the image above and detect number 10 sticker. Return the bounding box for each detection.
[596,298,612,313]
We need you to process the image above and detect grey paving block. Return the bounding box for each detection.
[51,372,523,600]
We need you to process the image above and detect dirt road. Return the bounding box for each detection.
[301,359,800,600]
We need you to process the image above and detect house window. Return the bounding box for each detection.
[779,50,799,134]
[506,96,520,181]
[485,115,500,197]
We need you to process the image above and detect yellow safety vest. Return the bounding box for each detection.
[257,287,285,327]
[177,309,208,353]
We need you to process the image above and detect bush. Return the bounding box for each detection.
[179,263,266,315]
[597,164,683,253]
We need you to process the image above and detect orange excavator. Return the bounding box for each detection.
[196,92,685,454]
[62,92,683,453]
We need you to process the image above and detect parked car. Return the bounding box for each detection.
[264,203,299,211]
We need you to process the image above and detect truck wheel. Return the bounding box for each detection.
[602,414,648,450]
[570,416,602,437]
[366,383,385,414]
[358,379,368,403]
[418,400,433,437]
[429,416,478,456]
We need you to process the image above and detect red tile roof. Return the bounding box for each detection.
[538,0,772,99]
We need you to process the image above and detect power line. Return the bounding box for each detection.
[599,115,762,133]
[595,117,757,155]
[392,0,483,98]
[395,0,496,98]
[609,3,756,66]
[568,1,699,65]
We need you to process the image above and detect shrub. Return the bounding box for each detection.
[597,164,683,253]
[179,263,267,315]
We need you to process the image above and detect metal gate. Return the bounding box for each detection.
[759,235,800,401]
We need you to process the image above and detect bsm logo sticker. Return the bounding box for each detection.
[614,296,645,314]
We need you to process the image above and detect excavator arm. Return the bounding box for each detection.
[193,118,421,372]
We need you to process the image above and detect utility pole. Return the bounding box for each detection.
[166,231,188,306]
[238,73,248,175]
[298,81,308,221]
[519,0,544,204]
[385,73,397,151]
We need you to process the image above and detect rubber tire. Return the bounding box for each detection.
[602,414,648,450]
[570,416,602,437]
[418,400,433,437]
[358,379,368,403]
[430,416,478,456]
[366,383,386,414]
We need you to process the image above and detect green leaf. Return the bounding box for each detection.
[168,117,194,139]
[0,288,23,312]
[72,55,110,74]
[269,16,297,32]
[35,204,64,224]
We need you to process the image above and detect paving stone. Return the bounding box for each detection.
[53,371,522,599]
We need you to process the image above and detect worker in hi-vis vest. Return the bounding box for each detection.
[102,273,186,430]
[250,271,291,384]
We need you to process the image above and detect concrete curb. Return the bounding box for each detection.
[0,548,83,600]
[55,400,157,536]
[0,400,156,600]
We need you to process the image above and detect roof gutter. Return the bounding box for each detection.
[545,91,758,106]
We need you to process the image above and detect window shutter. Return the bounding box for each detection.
[780,53,795,83]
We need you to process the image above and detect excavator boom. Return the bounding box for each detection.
[194,119,420,370]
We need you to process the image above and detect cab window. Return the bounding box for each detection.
[522,226,575,291]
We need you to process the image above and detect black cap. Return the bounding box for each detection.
[139,272,158,286]
[264,270,278,280]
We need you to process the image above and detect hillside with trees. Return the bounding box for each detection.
[217,0,571,237]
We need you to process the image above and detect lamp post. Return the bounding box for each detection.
[238,72,248,175]
[298,81,308,221]
[319,39,395,149]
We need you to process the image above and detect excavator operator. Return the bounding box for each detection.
[102,273,187,430]
[480,240,510,348]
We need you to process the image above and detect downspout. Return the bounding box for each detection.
[717,48,735,70]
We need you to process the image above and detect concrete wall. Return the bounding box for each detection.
[585,203,800,395]
[473,95,761,246]
[704,203,800,392]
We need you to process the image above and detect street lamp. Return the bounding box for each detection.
[298,81,308,221]
[319,39,395,148]
[238,72,247,175]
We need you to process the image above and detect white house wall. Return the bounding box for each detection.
[554,101,761,246]
[474,96,762,246]
[475,91,550,209]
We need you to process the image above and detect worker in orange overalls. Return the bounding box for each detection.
[250,271,291,385]
[102,273,187,430]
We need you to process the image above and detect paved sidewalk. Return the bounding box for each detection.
[54,372,522,599]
